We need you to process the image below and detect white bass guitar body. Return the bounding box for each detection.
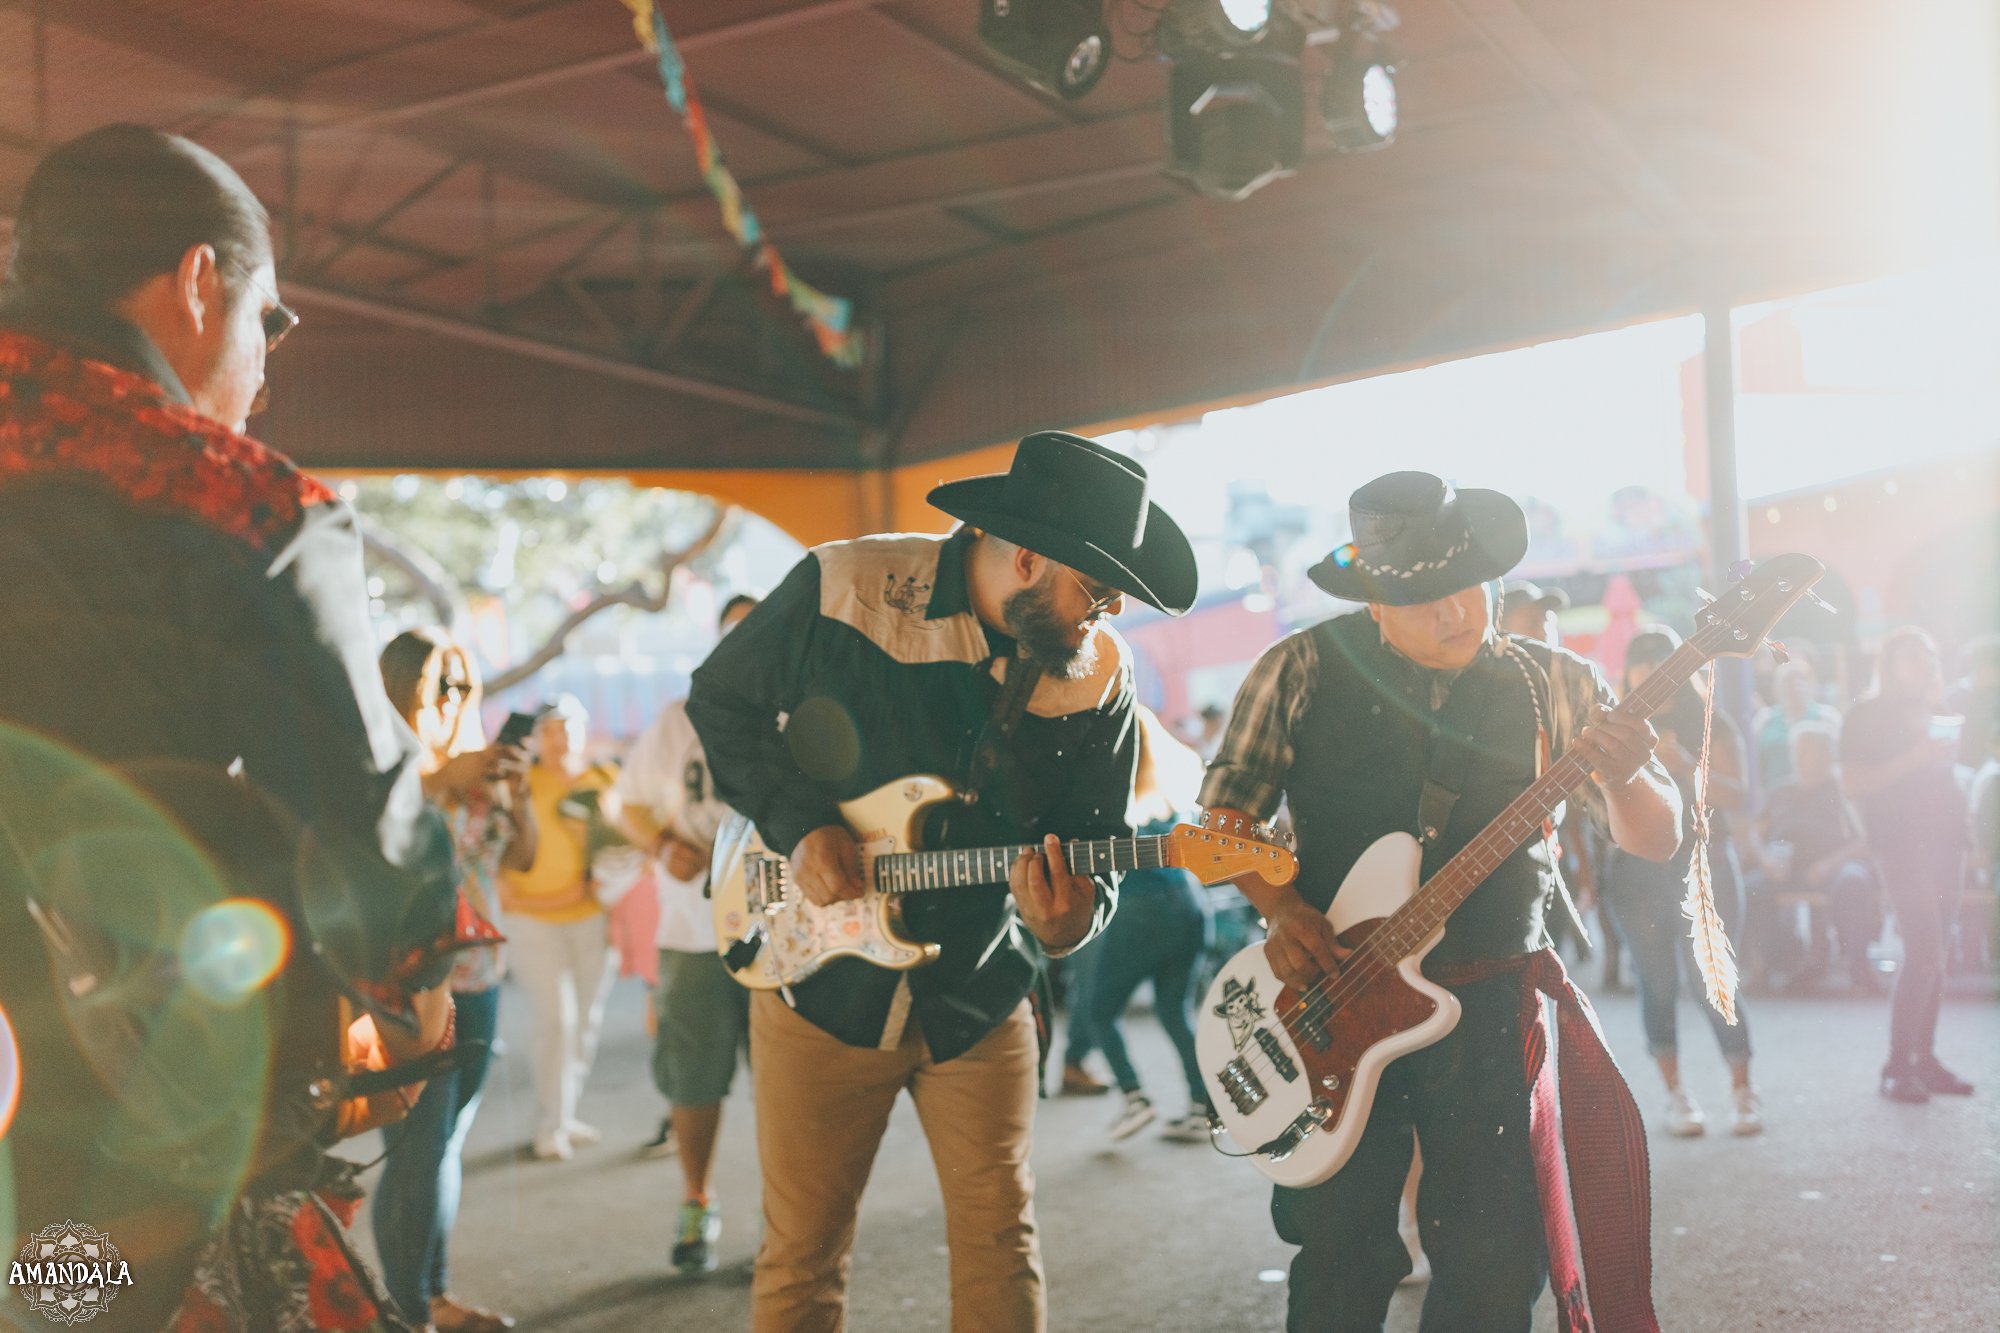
[1196,833,1457,1188]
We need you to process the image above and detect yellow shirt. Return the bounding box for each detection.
[503,763,611,924]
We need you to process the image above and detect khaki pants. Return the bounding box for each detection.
[749,991,1045,1333]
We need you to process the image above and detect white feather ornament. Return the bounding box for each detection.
[1682,662,1740,1024]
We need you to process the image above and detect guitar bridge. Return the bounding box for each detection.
[1217,1058,1268,1116]
[745,853,788,914]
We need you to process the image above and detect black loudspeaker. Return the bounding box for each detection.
[978,0,1112,101]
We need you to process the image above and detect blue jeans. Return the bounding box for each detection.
[371,985,500,1320]
[1059,935,1105,1067]
[1603,844,1751,1064]
[1083,873,1209,1107]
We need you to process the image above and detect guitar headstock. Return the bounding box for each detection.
[1688,553,1826,663]
[1166,817,1298,888]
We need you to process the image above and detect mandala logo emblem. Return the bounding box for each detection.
[8,1221,134,1325]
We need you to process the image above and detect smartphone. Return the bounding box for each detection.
[496,703,556,748]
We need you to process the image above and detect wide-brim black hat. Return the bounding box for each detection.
[928,431,1197,616]
[1308,471,1528,606]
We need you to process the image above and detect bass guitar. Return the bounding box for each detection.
[1194,553,1824,1187]
[711,773,1297,990]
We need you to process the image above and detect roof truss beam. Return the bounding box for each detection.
[286,281,861,430]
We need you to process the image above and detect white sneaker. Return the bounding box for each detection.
[1109,1092,1156,1142]
[530,1130,573,1161]
[1730,1087,1764,1137]
[564,1120,603,1147]
[1159,1110,1214,1143]
[1663,1088,1706,1138]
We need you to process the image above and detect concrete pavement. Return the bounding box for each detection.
[349,971,1999,1331]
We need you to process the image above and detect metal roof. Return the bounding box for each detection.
[0,0,1986,473]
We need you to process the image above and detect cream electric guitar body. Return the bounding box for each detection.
[1196,554,1826,1188]
[710,774,1296,990]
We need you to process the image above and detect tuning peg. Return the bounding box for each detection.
[1728,559,1755,582]
[1694,586,1716,605]
[1767,640,1791,666]
[1804,592,1837,615]
[1198,810,1211,828]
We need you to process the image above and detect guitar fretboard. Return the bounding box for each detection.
[1373,640,1707,956]
[873,836,1171,894]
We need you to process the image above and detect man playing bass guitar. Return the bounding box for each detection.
[686,431,1195,1333]
[1201,472,1680,1333]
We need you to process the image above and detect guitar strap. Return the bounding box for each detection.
[964,652,1047,809]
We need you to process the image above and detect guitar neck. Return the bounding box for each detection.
[873,835,1172,894]
[1376,641,1709,956]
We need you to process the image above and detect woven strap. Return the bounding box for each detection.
[1430,949,1660,1332]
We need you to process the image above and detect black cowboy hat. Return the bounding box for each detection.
[1308,471,1528,607]
[928,431,1197,616]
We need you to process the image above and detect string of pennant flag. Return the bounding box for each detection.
[619,0,867,369]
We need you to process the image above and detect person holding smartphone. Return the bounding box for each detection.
[374,628,536,1333]
[1842,627,1973,1103]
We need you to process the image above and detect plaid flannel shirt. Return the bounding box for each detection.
[1198,627,1638,835]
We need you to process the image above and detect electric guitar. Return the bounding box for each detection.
[710,773,1298,990]
[1195,554,1825,1187]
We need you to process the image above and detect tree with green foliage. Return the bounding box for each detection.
[347,475,733,693]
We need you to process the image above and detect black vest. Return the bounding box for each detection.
[1287,613,1560,965]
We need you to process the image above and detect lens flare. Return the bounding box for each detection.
[180,899,291,1005]
[0,1002,19,1142]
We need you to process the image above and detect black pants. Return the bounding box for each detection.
[1877,836,1965,1069]
[1273,976,1547,1333]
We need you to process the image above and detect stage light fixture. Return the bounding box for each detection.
[1218,0,1273,36]
[1167,0,1273,48]
[978,0,1111,102]
[1165,49,1304,201]
[1318,41,1397,150]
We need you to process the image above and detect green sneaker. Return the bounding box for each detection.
[672,1200,721,1274]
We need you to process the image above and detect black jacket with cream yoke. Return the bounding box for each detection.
[686,528,1137,1060]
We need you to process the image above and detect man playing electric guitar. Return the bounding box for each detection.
[1202,472,1681,1333]
[686,431,1195,1333]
